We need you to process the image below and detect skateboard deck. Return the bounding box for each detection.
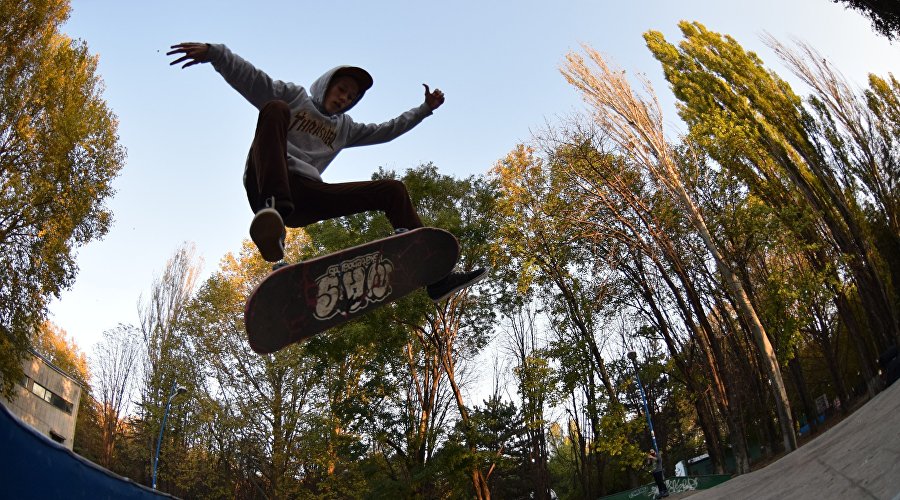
[244,227,459,354]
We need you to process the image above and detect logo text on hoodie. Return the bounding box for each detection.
[289,111,337,150]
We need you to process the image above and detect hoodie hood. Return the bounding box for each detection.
[310,65,373,116]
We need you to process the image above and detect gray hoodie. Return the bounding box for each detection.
[207,44,433,182]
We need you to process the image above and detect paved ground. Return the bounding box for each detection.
[672,380,900,500]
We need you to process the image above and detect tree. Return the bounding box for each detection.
[561,42,798,452]
[32,321,90,384]
[517,122,748,473]
[139,243,202,388]
[831,0,900,40]
[285,166,498,497]
[437,395,528,499]
[492,143,620,402]
[184,239,320,497]
[136,242,202,489]
[503,305,553,498]
[764,36,900,347]
[863,73,900,309]
[92,324,142,468]
[397,165,498,498]
[644,22,897,393]
[146,165,500,497]
[0,0,125,395]
[492,141,655,494]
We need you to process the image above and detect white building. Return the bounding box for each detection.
[1,351,83,450]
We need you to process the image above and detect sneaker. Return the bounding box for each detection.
[250,202,286,263]
[426,268,487,302]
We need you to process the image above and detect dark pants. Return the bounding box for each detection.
[244,100,424,230]
[653,470,668,495]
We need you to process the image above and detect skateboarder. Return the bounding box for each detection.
[168,42,486,302]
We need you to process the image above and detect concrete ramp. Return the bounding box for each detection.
[687,381,900,499]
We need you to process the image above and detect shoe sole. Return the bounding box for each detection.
[430,268,488,303]
[250,209,285,262]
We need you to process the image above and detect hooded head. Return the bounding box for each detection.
[310,65,373,116]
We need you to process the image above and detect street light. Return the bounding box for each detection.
[627,351,659,455]
[152,380,187,489]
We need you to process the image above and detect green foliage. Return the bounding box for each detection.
[862,74,900,292]
[178,244,318,496]
[32,321,90,385]
[49,12,899,497]
[108,164,501,497]
[435,396,529,498]
[644,23,896,340]
[644,22,809,210]
[0,0,125,396]
[831,0,900,40]
[493,133,697,494]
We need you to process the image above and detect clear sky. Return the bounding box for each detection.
[51,0,897,354]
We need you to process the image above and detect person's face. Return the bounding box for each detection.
[324,76,360,114]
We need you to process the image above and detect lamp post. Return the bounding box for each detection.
[152,380,187,489]
[627,351,659,455]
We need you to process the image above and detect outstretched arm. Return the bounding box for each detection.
[167,42,210,68]
[167,42,303,108]
[345,83,444,147]
[423,84,445,110]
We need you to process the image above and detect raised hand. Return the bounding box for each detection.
[423,84,445,111]
[167,42,210,69]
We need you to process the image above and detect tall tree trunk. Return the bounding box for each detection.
[789,350,819,435]
[629,256,729,472]
[694,396,726,474]
[528,425,552,499]
[585,371,606,496]
[671,186,796,454]
[440,337,491,500]
[569,391,594,499]
[543,258,618,401]
[835,292,882,398]
[817,329,851,413]
[508,307,553,499]
[561,42,800,456]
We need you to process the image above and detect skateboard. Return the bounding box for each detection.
[244,227,460,354]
